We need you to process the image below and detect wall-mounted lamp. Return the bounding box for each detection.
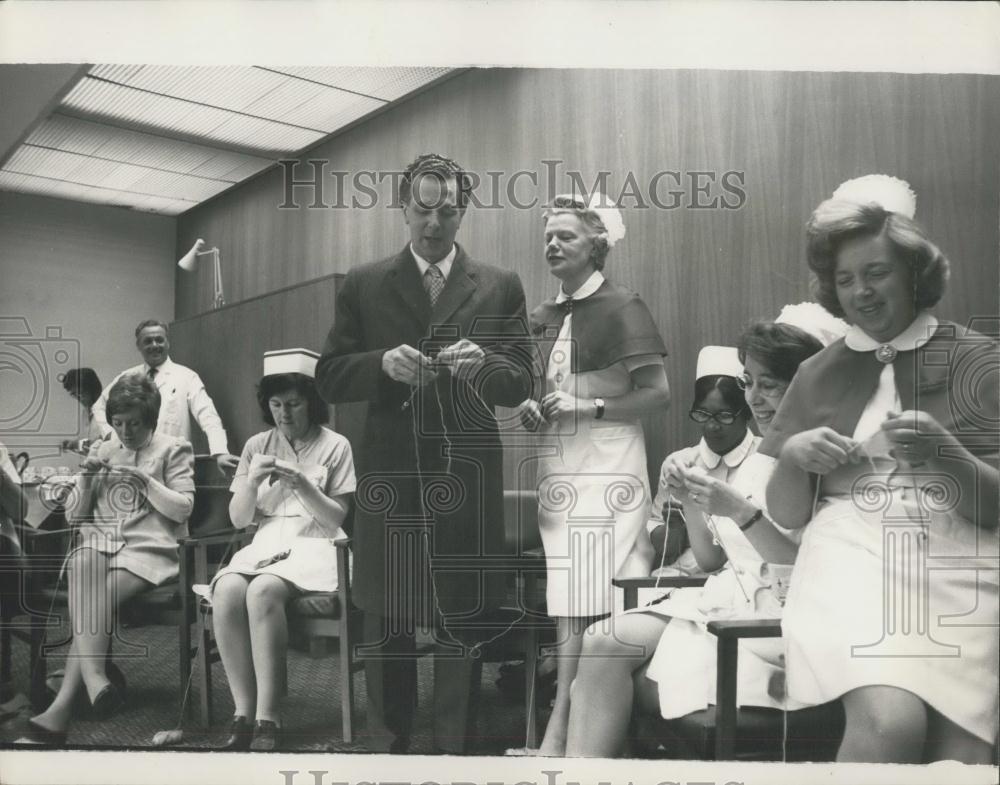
[177,238,225,309]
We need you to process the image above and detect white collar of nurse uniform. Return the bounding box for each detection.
[410,243,456,280]
[556,270,605,304]
[844,311,938,354]
[697,427,758,469]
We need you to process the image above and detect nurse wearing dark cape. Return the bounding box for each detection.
[764,176,999,763]
[513,193,670,756]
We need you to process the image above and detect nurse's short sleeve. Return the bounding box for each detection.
[323,435,356,497]
[623,354,664,373]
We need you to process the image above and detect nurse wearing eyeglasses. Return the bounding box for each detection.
[647,346,759,573]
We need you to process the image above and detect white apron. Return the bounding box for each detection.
[536,316,656,618]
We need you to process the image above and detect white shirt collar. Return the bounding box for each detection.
[143,356,174,376]
[844,311,938,353]
[556,270,605,303]
[410,244,456,281]
[697,428,758,469]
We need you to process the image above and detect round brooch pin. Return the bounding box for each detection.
[875,344,897,364]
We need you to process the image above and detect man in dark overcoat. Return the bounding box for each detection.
[315,153,533,754]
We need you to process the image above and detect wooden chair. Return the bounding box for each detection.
[187,528,361,742]
[614,575,844,761]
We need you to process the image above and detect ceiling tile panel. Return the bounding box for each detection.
[272,66,452,100]
[206,115,324,154]
[200,153,273,182]
[26,115,105,156]
[116,65,287,114]
[5,147,83,180]
[281,88,383,131]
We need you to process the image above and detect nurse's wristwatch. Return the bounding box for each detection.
[593,398,605,419]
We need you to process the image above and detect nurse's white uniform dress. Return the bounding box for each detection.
[778,315,1000,744]
[209,425,356,594]
[536,271,664,619]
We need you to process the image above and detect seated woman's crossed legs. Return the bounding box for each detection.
[29,547,151,735]
[564,611,670,758]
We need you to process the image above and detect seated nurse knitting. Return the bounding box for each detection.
[206,349,356,752]
[765,175,999,763]
[646,346,761,575]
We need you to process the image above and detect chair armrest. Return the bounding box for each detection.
[612,576,708,589]
[706,618,782,640]
[334,537,352,550]
[612,575,708,610]
[179,528,252,590]
[177,529,251,550]
[20,526,75,541]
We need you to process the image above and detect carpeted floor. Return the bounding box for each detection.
[0,617,545,755]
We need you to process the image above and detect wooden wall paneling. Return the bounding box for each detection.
[175,68,999,488]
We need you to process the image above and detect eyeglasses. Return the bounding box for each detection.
[689,409,741,425]
[735,374,787,397]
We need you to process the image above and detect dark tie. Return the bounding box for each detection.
[147,366,158,382]
[558,299,574,315]
[424,264,445,307]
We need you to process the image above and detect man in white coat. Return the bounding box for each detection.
[93,319,238,473]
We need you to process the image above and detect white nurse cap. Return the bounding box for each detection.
[775,302,849,347]
[696,345,742,380]
[263,348,319,378]
[831,174,917,219]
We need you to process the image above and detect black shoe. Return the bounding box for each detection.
[13,718,68,747]
[249,720,281,751]
[69,662,128,717]
[89,683,125,720]
[106,661,127,695]
[218,715,253,751]
[388,735,411,754]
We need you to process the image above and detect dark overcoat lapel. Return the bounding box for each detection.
[386,247,431,329]
[432,252,477,325]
